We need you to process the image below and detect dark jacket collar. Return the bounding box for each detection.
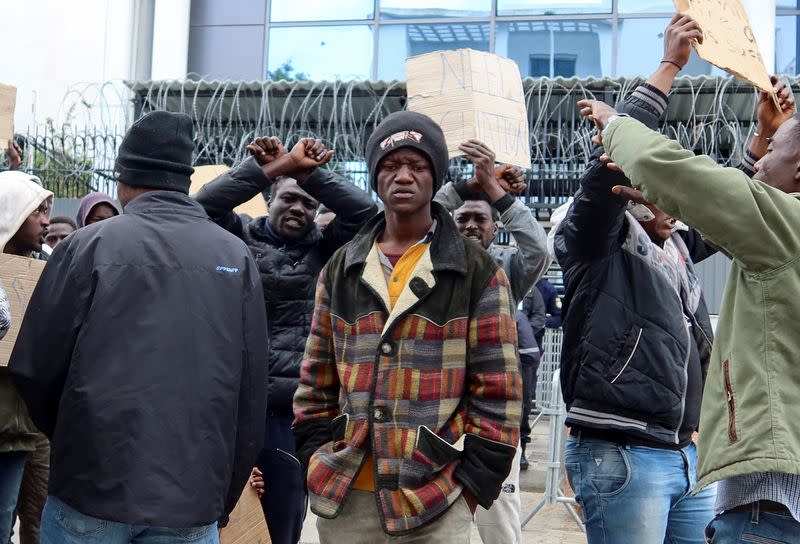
[246,216,322,248]
[123,190,208,219]
[344,201,467,276]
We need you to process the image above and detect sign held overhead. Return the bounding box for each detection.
[0,83,16,149]
[406,49,531,169]
[673,0,776,99]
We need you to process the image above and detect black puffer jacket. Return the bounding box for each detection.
[553,83,717,447]
[196,157,379,415]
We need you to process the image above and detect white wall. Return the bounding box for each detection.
[0,1,136,132]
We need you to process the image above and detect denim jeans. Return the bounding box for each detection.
[705,504,800,543]
[40,496,218,544]
[0,450,28,542]
[565,434,716,544]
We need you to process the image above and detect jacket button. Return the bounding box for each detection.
[380,342,393,355]
[373,408,385,422]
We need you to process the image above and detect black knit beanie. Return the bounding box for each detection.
[113,111,195,193]
[366,111,449,195]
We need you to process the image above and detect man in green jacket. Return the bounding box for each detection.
[578,76,799,541]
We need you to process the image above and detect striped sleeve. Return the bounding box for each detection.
[0,281,9,340]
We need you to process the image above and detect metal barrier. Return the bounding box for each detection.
[530,328,564,429]
[521,368,584,531]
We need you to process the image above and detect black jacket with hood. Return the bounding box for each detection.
[196,157,379,416]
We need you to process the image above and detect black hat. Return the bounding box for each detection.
[366,111,449,195]
[114,111,195,193]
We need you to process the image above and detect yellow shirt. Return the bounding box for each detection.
[352,236,432,493]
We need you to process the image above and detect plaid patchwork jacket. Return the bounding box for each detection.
[293,203,522,535]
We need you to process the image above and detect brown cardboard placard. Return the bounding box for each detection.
[0,255,46,367]
[190,165,268,218]
[0,83,16,149]
[406,49,531,168]
[219,486,271,544]
[673,0,776,99]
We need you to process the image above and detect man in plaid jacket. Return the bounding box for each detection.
[293,111,522,542]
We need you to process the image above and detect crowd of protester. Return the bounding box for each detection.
[0,13,798,544]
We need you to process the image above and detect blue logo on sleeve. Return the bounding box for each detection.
[215,265,240,274]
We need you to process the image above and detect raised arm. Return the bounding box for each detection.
[581,108,800,272]
[195,137,287,236]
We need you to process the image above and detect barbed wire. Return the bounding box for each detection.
[7,75,795,211]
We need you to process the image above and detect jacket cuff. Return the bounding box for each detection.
[298,167,331,198]
[453,434,517,510]
[292,418,333,481]
[739,150,759,178]
[234,156,272,188]
[629,83,668,117]
[491,193,516,215]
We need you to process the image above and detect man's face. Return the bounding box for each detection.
[754,118,800,193]
[86,203,117,225]
[375,147,434,215]
[454,200,497,249]
[9,200,51,254]
[267,179,319,240]
[639,204,676,245]
[45,222,75,248]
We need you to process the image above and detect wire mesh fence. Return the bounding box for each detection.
[4,75,795,210]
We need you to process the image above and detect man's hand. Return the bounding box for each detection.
[756,75,796,139]
[611,185,650,205]
[599,153,624,174]
[247,136,285,166]
[495,164,527,194]
[249,466,265,498]
[6,140,22,170]
[577,99,618,131]
[287,138,334,173]
[662,14,704,70]
[460,139,496,189]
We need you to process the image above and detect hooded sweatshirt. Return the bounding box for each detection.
[0,171,53,452]
[75,192,119,228]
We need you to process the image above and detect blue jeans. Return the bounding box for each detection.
[40,496,218,543]
[565,434,716,544]
[0,450,28,542]
[705,504,800,543]
[257,413,306,544]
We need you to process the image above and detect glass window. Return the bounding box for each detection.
[268,26,373,81]
[778,1,800,10]
[497,0,611,16]
[380,0,491,19]
[776,15,799,75]
[495,20,612,78]
[270,0,373,22]
[377,23,490,80]
[616,17,724,77]
[618,0,675,13]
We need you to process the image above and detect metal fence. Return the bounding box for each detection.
[5,75,797,211]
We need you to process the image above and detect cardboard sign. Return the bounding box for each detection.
[673,0,775,97]
[406,49,532,168]
[0,83,16,149]
[219,486,271,544]
[190,165,268,218]
[0,255,46,367]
